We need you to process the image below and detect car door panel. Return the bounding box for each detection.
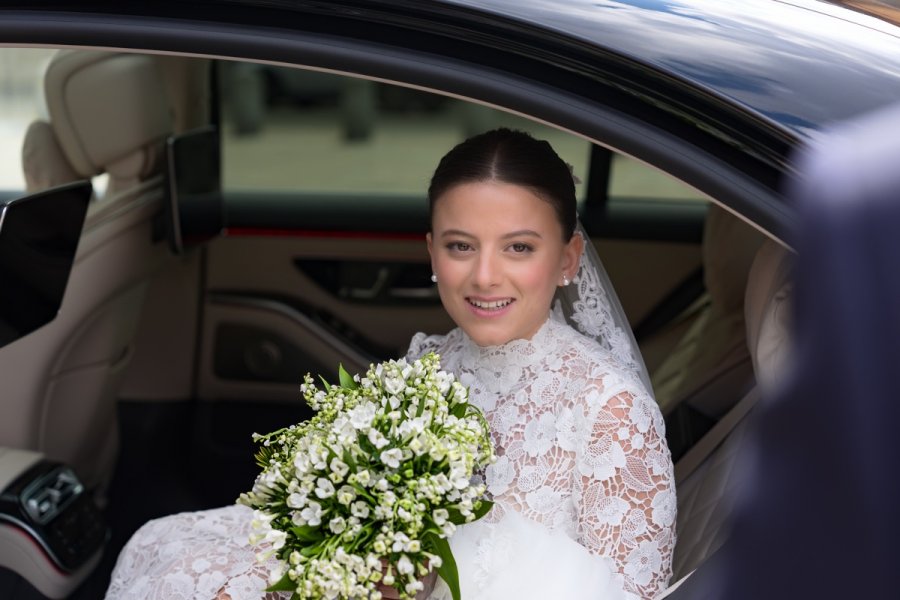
[197,232,454,403]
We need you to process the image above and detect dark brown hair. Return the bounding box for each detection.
[428,128,577,241]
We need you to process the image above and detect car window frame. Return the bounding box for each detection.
[0,3,792,241]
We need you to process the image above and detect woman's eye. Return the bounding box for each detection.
[509,243,533,253]
[447,242,472,252]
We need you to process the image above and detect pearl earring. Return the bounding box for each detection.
[430,274,438,283]
[562,274,570,286]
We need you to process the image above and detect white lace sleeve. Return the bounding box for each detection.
[105,505,289,600]
[575,374,676,599]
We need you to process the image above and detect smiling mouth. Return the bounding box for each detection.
[467,298,514,310]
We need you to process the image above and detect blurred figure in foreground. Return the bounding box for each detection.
[688,103,900,598]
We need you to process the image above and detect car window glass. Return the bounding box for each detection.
[0,48,57,193]
[609,154,707,202]
[218,63,591,198]
[218,62,706,207]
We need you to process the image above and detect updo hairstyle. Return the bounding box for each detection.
[427,128,578,241]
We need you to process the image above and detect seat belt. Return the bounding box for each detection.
[674,386,760,485]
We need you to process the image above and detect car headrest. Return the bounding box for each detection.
[703,205,765,313]
[43,50,173,187]
[21,121,81,194]
[744,239,793,393]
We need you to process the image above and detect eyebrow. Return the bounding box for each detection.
[439,229,543,239]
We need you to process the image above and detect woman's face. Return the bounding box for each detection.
[427,181,583,347]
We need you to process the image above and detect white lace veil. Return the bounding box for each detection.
[552,221,653,393]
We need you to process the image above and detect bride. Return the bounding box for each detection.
[105,129,675,600]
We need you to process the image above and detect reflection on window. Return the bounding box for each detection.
[218,63,590,197]
[0,48,57,192]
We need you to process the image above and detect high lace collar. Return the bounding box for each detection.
[456,315,563,394]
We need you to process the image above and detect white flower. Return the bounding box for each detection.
[300,502,323,527]
[432,508,449,525]
[384,377,405,395]
[329,458,350,481]
[350,501,370,519]
[349,402,376,430]
[336,485,356,505]
[449,465,470,490]
[293,452,311,473]
[396,555,414,575]
[523,412,557,457]
[352,469,372,487]
[265,528,287,550]
[391,532,410,552]
[315,478,335,499]
[287,491,308,509]
[380,448,403,469]
[329,517,346,534]
[406,580,425,595]
[368,429,389,449]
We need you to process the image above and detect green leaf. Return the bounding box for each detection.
[290,525,323,542]
[265,571,296,592]
[471,499,494,521]
[318,375,332,392]
[446,508,466,525]
[450,403,467,419]
[343,448,357,471]
[338,364,359,390]
[430,534,461,600]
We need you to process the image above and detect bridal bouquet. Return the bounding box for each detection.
[238,352,495,600]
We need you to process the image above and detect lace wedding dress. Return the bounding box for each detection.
[106,316,675,600]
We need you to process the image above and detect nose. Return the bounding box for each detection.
[472,250,500,289]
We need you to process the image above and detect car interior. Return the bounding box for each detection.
[0,49,794,598]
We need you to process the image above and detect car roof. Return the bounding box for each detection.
[8,0,900,142]
[446,0,900,139]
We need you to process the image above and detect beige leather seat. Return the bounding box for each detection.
[652,205,765,419]
[669,239,792,583]
[0,51,207,496]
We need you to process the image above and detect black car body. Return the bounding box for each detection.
[1,1,899,598]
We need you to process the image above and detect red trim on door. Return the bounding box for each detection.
[223,227,426,241]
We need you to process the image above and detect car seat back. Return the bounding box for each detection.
[0,51,204,497]
[652,205,765,419]
[670,239,792,581]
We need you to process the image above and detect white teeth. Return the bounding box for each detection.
[469,299,512,309]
